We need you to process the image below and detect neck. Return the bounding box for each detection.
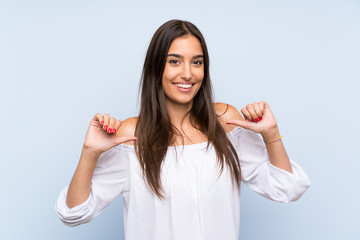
[165,100,193,129]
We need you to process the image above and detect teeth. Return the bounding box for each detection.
[174,83,192,89]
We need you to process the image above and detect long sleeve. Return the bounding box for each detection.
[55,145,129,226]
[228,127,311,203]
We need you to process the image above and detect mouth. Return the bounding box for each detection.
[172,83,195,93]
[173,83,194,89]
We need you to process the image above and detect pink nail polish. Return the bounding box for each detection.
[113,129,116,133]
[100,121,104,125]
[259,116,263,120]
[104,125,108,130]
[251,119,255,122]
[255,118,259,122]
[108,128,112,133]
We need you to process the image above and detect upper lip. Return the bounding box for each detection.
[172,82,195,85]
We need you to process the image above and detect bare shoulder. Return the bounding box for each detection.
[116,117,138,145]
[214,102,244,133]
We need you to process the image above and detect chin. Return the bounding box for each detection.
[166,96,195,106]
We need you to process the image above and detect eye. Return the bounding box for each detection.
[193,60,203,65]
[169,59,179,64]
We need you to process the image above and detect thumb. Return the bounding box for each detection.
[226,119,256,130]
[115,136,137,145]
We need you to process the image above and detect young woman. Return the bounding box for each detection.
[55,20,310,239]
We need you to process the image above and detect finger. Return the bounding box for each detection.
[258,101,266,120]
[259,101,266,113]
[107,117,116,134]
[247,104,262,122]
[252,102,263,121]
[113,119,122,134]
[241,107,254,122]
[241,107,252,121]
[115,136,137,145]
[102,113,110,131]
[95,113,103,125]
[246,104,259,122]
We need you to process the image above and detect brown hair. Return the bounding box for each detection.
[135,19,241,199]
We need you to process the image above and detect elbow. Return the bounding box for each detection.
[59,217,85,227]
[244,160,311,203]
[55,188,95,227]
[267,160,311,203]
[276,177,311,203]
[55,200,94,227]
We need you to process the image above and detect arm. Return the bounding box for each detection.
[261,126,292,173]
[66,147,101,208]
[55,114,137,226]
[66,114,137,208]
[222,101,292,173]
[216,102,310,203]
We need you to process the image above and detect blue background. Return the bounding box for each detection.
[1,0,359,239]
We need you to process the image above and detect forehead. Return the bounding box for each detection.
[167,35,203,55]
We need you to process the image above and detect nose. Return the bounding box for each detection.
[180,63,192,80]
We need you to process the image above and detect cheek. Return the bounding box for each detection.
[199,73,204,80]
[195,69,204,81]
[162,66,178,82]
[162,69,176,92]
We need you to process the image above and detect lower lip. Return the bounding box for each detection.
[173,84,194,93]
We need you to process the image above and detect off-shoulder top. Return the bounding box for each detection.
[55,127,311,240]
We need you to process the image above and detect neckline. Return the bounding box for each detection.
[115,126,244,151]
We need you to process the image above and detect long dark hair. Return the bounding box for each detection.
[135,19,241,199]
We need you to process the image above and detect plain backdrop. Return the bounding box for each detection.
[0,0,359,239]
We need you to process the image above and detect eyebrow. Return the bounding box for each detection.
[167,54,204,59]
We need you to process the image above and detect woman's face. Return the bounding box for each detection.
[162,35,204,108]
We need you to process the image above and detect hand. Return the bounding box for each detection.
[83,113,137,154]
[226,101,279,139]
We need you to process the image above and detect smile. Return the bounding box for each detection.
[172,83,195,93]
[173,83,193,89]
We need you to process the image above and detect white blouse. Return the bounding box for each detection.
[55,127,311,240]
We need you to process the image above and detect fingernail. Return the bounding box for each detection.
[133,138,137,141]
[226,122,231,125]
[100,121,104,125]
[113,129,116,133]
[259,116,263,120]
[251,119,255,122]
[104,125,108,130]
[255,118,259,122]
[108,128,112,133]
